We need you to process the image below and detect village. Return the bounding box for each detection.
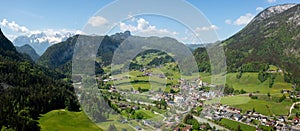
[86,66,296,131]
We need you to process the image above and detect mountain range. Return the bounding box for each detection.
[38,4,300,86]
[13,32,73,55]
[37,4,300,85]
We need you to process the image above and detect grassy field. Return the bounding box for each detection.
[220,95,251,105]
[39,109,102,131]
[96,114,135,131]
[111,68,182,92]
[221,95,293,116]
[135,109,163,121]
[96,111,160,131]
[218,118,256,131]
[226,73,292,94]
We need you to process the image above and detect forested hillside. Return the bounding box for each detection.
[0,29,80,130]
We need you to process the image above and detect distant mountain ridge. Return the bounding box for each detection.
[13,32,73,55]
[37,31,192,75]
[16,44,40,61]
[185,44,205,51]
[37,31,132,75]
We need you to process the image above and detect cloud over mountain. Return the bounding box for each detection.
[1,18,84,55]
[119,18,178,37]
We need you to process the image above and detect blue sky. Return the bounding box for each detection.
[0,0,299,43]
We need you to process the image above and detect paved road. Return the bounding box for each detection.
[289,102,300,117]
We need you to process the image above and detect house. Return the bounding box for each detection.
[173,127,180,131]
[291,125,300,131]
[143,120,152,125]
[121,119,128,123]
[294,117,299,125]
[246,118,253,123]
[135,126,142,130]
[132,106,139,110]
[212,116,221,121]
[234,113,242,121]
[159,74,166,78]
[174,95,185,103]
[281,89,290,94]
[182,125,192,131]
[224,112,233,118]
[200,124,207,130]
[279,116,285,122]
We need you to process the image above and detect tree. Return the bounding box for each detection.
[170,88,176,93]
[183,114,193,124]
[191,119,200,130]
[269,74,275,88]
[135,112,144,119]
[240,89,247,94]
[236,71,242,79]
[279,94,286,102]
[249,93,253,97]
[237,124,241,131]
[161,99,168,109]
[108,124,117,131]
[158,87,162,92]
[258,71,268,83]
[224,84,234,95]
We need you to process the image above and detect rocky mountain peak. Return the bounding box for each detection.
[254,4,297,21]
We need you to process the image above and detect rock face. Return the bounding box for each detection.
[254,4,297,21]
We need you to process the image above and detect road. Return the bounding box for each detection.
[289,102,300,117]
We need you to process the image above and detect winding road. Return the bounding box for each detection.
[289,102,300,117]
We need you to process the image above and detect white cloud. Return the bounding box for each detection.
[1,18,84,42]
[195,25,218,32]
[233,13,254,26]
[119,18,178,37]
[225,19,232,24]
[1,19,29,33]
[267,0,276,3]
[127,14,136,22]
[256,7,264,12]
[88,16,108,27]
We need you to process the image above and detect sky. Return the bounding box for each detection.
[0,0,299,44]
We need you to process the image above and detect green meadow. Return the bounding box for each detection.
[39,110,102,131]
[225,73,292,95]
[221,95,293,116]
[218,118,256,131]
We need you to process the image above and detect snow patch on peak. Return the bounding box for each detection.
[255,4,297,21]
[13,32,74,55]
